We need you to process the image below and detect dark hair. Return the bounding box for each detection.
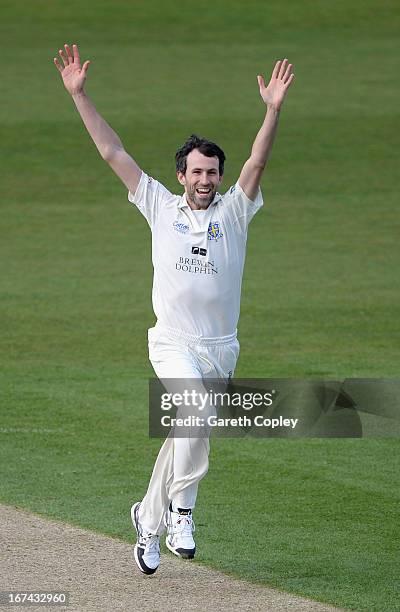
[175,134,226,176]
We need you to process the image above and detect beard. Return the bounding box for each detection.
[186,184,217,209]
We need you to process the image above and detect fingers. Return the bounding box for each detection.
[271,59,293,81]
[58,47,69,68]
[285,73,295,88]
[64,43,74,64]
[53,58,63,73]
[257,74,266,89]
[82,60,90,74]
[278,59,289,80]
[53,43,87,74]
[272,60,282,80]
[73,43,80,66]
[57,44,79,68]
[274,58,294,85]
[282,61,294,84]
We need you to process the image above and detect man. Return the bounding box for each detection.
[53,43,294,575]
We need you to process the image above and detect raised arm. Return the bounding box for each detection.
[238,59,294,201]
[53,43,142,194]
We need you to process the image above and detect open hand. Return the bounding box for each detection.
[257,59,294,111]
[53,44,90,95]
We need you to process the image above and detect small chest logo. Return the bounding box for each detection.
[173,221,190,234]
[208,221,223,241]
[192,246,207,256]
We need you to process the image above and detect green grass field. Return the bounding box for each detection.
[1,1,399,610]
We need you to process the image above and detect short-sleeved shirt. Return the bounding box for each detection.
[128,172,263,338]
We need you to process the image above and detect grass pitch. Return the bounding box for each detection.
[1,1,399,610]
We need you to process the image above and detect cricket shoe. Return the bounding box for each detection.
[165,503,196,559]
[131,502,160,575]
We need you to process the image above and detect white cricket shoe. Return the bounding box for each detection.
[131,502,160,575]
[165,504,196,559]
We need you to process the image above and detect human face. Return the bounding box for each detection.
[177,149,223,210]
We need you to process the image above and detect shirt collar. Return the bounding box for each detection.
[178,191,222,209]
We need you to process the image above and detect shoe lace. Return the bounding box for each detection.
[175,514,195,536]
[139,533,160,554]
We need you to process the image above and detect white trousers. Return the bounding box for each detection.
[138,323,240,536]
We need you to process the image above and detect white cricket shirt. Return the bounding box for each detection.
[128,172,263,338]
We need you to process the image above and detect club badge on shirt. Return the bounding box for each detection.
[208,221,223,241]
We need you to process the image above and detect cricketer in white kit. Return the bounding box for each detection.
[53,43,295,575]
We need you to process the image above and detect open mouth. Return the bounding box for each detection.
[196,188,211,196]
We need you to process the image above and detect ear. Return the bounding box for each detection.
[176,171,186,186]
[218,173,223,185]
